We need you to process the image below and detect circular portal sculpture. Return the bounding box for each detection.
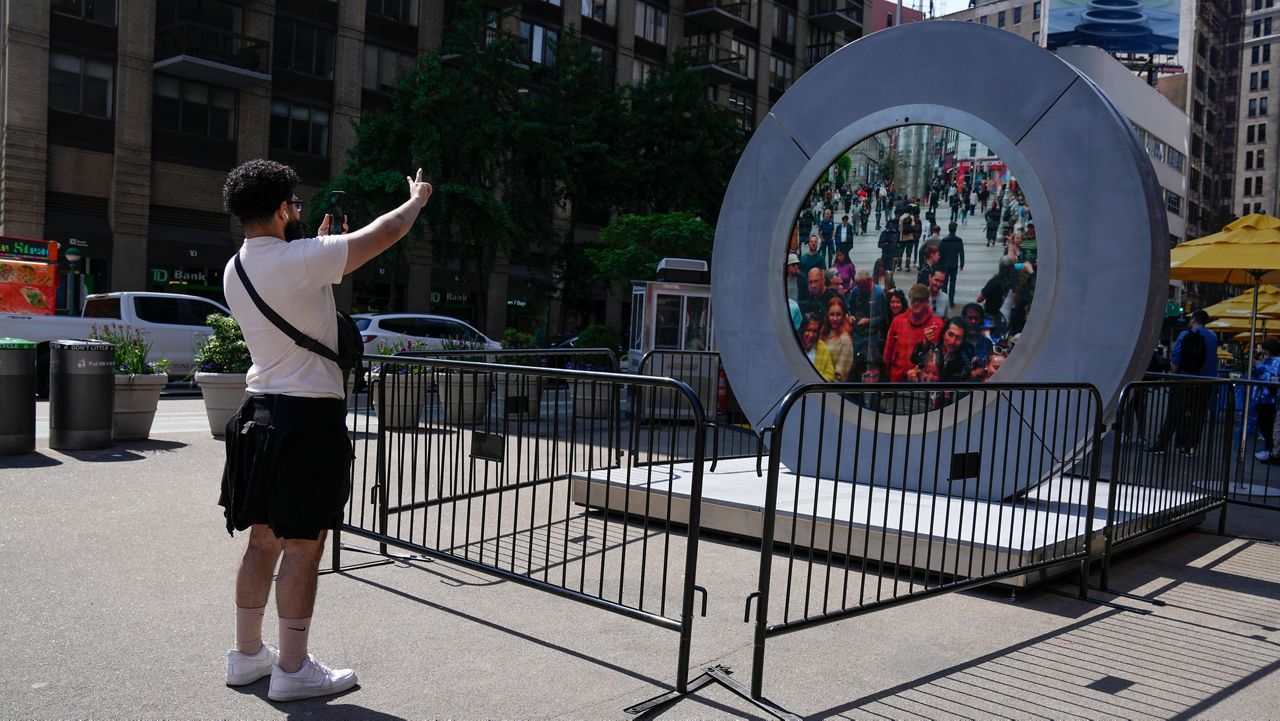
[712,21,1167,498]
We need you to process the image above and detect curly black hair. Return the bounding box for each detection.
[222,159,298,224]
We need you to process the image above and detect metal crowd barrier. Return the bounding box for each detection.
[336,353,710,699]
[731,382,1104,716]
[1221,376,1280,510]
[635,350,759,469]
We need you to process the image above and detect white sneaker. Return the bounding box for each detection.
[268,654,358,702]
[1257,450,1273,461]
[226,642,278,686]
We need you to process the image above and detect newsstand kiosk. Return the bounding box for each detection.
[627,258,720,418]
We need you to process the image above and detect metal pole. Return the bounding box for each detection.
[1238,272,1264,463]
[896,0,902,27]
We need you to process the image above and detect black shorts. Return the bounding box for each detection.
[219,394,354,540]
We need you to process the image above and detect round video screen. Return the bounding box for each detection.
[784,125,1039,394]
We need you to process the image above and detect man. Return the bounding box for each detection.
[877,220,899,287]
[785,253,804,301]
[219,159,433,701]
[1150,309,1218,456]
[847,269,885,376]
[927,269,951,318]
[897,210,917,271]
[883,284,944,382]
[799,266,836,317]
[938,221,966,302]
[984,201,1001,247]
[799,235,826,278]
[960,303,994,377]
[916,242,941,287]
[833,214,856,256]
[817,208,836,265]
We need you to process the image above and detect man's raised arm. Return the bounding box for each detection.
[341,169,433,275]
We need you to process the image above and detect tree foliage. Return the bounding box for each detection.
[586,212,715,283]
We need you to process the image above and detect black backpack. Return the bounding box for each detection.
[1179,329,1206,374]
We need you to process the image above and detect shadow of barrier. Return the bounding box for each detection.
[332,359,1280,719]
[335,351,712,700]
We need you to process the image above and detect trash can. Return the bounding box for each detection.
[49,339,115,451]
[0,338,36,455]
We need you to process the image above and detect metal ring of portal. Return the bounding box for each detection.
[711,22,1167,496]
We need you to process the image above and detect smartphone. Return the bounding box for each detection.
[327,190,346,228]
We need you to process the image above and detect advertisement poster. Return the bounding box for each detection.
[1046,0,1180,55]
[0,260,58,315]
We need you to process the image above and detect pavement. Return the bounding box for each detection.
[3,396,1280,720]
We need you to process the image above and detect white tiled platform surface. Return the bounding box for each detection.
[572,458,1213,584]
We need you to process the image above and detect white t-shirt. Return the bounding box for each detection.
[223,234,349,398]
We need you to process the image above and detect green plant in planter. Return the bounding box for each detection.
[374,338,429,375]
[500,328,539,367]
[91,324,172,375]
[440,336,487,351]
[194,313,253,374]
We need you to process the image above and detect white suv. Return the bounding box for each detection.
[353,313,501,356]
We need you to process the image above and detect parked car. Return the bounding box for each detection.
[353,313,501,356]
[0,291,231,394]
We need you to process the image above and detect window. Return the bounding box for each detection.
[1249,124,1257,142]
[274,18,335,79]
[1267,44,1273,62]
[48,52,113,118]
[362,45,416,93]
[1262,123,1269,142]
[1250,98,1258,117]
[632,58,656,84]
[1258,203,1266,213]
[157,0,242,30]
[1253,46,1261,64]
[1248,150,1255,169]
[1252,72,1259,91]
[728,91,754,132]
[1260,149,1267,169]
[53,0,116,25]
[1033,1,1041,18]
[366,0,418,25]
[1168,147,1184,171]
[969,141,978,157]
[888,12,896,26]
[1266,70,1272,89]
[1246,203,1253,217]
[1032,31,1040,43]
[997,10,1006,27]
[774,5,797,44]
[636,3,667,45]
[582,0,608,23]
[519,21,558,65]
[1255,19,1263,38]
[1268,17,1274,34]
[1247,176,1254,195]
[979,14,987,24]
[134,297,183,325]
[1256,0,1263,9]
[1166,191,1182,216]
[1259,176,1266,195]
[1013,6,1022,23]
[1264,96,1270,115]
[154,76,235,139]
[269,100,329,156]
[729,39,757,80]
[589,43,616,81]
[769,56,794,91]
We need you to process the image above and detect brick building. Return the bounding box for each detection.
[0,0,868,338]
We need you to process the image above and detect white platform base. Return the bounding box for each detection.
[571,458,1211,587]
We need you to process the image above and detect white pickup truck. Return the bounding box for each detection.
[0,291,231,390]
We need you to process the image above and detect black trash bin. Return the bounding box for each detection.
[49,339,115,450]
[0,338,36,456]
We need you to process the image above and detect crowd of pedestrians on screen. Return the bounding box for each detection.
[786,171,1038,395]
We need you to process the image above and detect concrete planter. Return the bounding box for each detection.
[498,373,542,420]
[442,373,490,426]
[195,372,248,438]
[112,373,168,441]
[574,381,615,419]
[372,374,426,429]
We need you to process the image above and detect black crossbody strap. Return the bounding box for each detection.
[233,253,339,363]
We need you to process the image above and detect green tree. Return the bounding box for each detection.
[618,47,745,221]
[585,212,714,283]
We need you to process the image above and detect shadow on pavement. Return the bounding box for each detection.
[50,439,189,462]
[228,683,402,720]
[0,452,62,468]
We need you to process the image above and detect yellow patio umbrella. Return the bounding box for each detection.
[1233,330,1280,341]
[1207,316,1279,333]
[1202,286,1280,319]
[1172,213,1280,378]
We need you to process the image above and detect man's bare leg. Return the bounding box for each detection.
[235,524,282,654]
[276,531,327,672]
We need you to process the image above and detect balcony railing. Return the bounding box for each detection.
[685,0,755,32]
[808,0,863,32]
[155,21,271,86]
[689,44,748,84]
[442,27,531,68]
